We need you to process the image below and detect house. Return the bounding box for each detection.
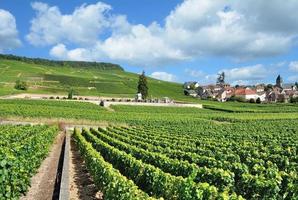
[256,92,266,102]
[217,89,227,102]
[185,90,198,97]
[214,85,222,92]
[234,88,258,100]
[255,84,265,93]
[282,83,297,91]
[184,82,200,97]
[267,91,279,102]
[216,87,235,102]
[267,90,291,103]
[224,87,235,98]
[183,82,199,90]
[200,90,216,99]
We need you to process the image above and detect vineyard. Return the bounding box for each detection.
[0,99,298,199]
[74,119,298,199]
[1,100,298,124]
[0,124,58,199]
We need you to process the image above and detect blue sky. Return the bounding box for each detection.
[1,0,298,85]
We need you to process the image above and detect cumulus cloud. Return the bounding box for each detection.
[26,2,111,46]
[164,0,293,60]
[288,75,298,82]
[97,23,188,66]
[221,64,267,82]
[28,0,298,66]
[289,61,298,72]
[185,69,205,78]
[49,43,96,61]
[150,72,176,82]
[194,64,270,85]
[0,9,21,52]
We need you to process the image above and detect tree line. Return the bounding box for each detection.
[0,54,124,71]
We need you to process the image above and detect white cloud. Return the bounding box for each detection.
[222,64,267,81]
[49,43,67,58]
[49,43,95,61]
[289,61,298,72]
[288,75,298,82]
[185,69,205,78]
[150,72,176,82]
[97,23,188,66]
[0,9,21,52]
[198,64,269,85]
[164,0,293,60]
[26,2,111,46]
[28,1,298,66]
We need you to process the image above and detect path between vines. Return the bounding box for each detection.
[20,132,64,200]
[1,120,103,200]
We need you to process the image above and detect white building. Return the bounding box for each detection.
[234,88,264,101]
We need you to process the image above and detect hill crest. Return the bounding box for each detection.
[0,54,124,71]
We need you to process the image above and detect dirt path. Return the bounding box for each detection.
[0,93,203,109]
[1,120,105,199]
[69,138,103,200]
[20,132,65,200]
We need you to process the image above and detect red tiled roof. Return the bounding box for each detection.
[235,88,256,95]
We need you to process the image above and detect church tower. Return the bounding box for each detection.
[276,75,283,88]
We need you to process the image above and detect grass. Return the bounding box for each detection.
[0,58,191,101]
[1,99,298,124]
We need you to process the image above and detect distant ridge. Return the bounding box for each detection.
[0,54,124,71]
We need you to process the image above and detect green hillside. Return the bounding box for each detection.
[0,55,191,101]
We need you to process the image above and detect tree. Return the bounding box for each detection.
[249,98,256,103]
[189,83,197,90]
[137,71,148,99]
[265,84,273,92]
[228,95,246,102]
[68,89,76,99]
[14,80,28,90]
[295,82,298,88]
[290,96,298,103]
[217,72,225,85]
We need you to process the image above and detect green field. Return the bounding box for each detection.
[0,124,58,199]
[0,99,298,199]
[0,57,192,101]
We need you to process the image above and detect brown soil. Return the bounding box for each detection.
[69,138,103,200]
[20,132,65,200]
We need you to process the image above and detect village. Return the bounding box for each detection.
[184,73,298,103]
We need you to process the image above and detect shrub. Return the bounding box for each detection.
[68,89,74,99]
[228,95,246,103]
[14,80,28,90]
[100,100,105,107]
[256,97,261,104]
[249,98,256,103]
[290,96,298,103]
